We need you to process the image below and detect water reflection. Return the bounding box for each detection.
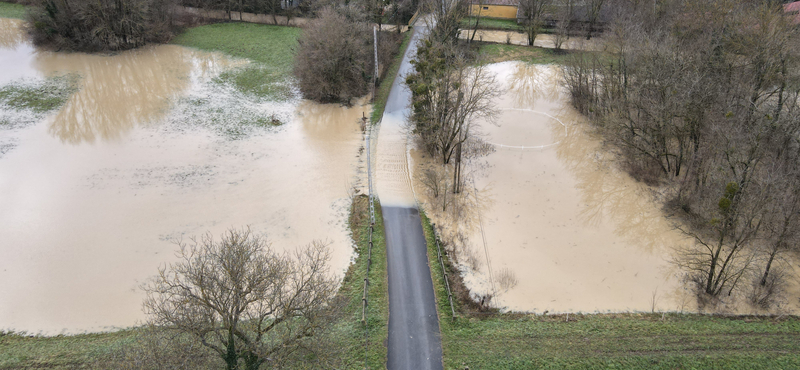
[507,62,562,108]
[32,45,240,143]
[417,62,690,313]
[0,18,26,49]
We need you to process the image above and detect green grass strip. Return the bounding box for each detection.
[0,2,25,20]
[0,329,139,369]
[461,17,520,31]
[336,194,389,368]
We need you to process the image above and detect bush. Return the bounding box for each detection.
[28,0,176,51]
[294,6,373,104]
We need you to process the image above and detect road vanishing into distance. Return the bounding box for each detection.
[375,22,444,370]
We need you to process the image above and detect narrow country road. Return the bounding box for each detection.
[375,22,444,370]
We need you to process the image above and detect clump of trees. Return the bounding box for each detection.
[28,0,176,51]
[294,5,403,104]
[142,228,341,370]
[406,0,499,193]
[294,7,373,104]
[563,0,800,309]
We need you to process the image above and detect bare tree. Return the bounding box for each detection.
[552,0,573,50]
[584,0,604,39]
[294,7,373,104]
[142,228,340,370]
[518,0,550,46]
[405,40,500,192]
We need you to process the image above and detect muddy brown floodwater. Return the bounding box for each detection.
[415,61,800,314]
[0,18,369,334]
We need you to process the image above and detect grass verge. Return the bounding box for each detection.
[1,195,389,369]
[461,17,520,31]
[336,194,389,368]
[171,22,301,100]
[0,329,138,369]
[0,2,25,19]
[419,211,800,369]
[370,29,413,124]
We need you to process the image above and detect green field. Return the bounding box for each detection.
[172,22,301,100]
[0,2,25,19]
[420,211,800,369]
[462,17,520,31]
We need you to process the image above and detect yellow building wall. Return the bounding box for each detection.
[469,5,518,19]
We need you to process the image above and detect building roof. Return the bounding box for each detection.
[785,1,800,23]
[470,0,518,7]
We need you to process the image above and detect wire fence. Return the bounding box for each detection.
[431,226,457,320]
[361,123,377,369]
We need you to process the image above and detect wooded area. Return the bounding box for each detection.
[28,0,176,51]
[563,0,800,310]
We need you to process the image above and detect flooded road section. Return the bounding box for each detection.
[417,62,698,313]
[375,112,416,207]
[0,18,368,334]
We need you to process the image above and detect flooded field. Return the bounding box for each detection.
[415,61,800,314]
[0,18,368,334]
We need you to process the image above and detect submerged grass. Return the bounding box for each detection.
[371,29,413,124]
[171,22,301,100]
[0,2,25,19]
[0,74,79,115]
[419,210,800,369]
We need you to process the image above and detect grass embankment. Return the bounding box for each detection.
[337,194,389,368]
[370,29,413,124]
[419,212,800,369]
[172,22,301,100]
[0,2,25,19]
[478,43,574,65]
[461,17,520,31]
[0,330,138,369]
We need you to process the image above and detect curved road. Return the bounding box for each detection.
[376,23,444,370]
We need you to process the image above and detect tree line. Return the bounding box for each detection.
[28,0,176,51]
[563,0,800,309]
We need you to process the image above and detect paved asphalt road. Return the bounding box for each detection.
[384,207,443,370]
[378,22,444,370]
